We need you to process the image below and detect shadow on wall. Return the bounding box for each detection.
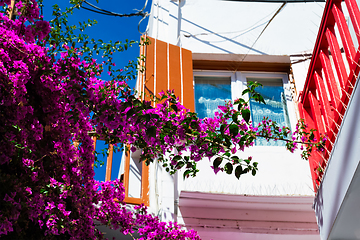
[165,0,267,54]
[313,187,323,232]
[313,75,360,239]
[95,220,141,240]
[180,16,267,55]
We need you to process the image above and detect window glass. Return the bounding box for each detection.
[194,76,232,119]
[128,152,142,198]
[94,140,107,182]
[93,140,122,182]
[248,78,290,146]
[111,146,122,181]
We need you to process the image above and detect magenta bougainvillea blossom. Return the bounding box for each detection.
[0,1,325,239]
[0,1,199,238]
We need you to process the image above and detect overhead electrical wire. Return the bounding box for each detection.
[80,0,150,33]
[82,0,148,17]
[224,0,325,2]
[183,7,278,40]
[237,2,287,63]
[183,2,287,57]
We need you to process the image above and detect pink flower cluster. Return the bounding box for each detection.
[0,1,200,239]
[0,1,323,239]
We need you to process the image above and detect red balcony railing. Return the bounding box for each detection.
[299,0,360,190]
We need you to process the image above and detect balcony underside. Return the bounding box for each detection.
[314,75,360,240]
[180,191,319,240]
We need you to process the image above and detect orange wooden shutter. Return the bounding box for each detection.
[141,36,195,111]
[122,36,195,206]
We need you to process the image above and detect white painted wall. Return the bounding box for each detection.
[314,74,360,240]
[144,0,323,237]
[147,0,326,91]
[181,148,314,196]
[183,70,314,197]
[148,0,325,54]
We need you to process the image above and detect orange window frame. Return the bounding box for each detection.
[92,137,149,206]
[123,151,149,206]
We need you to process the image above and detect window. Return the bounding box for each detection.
[193,71,294,146]
[247,78,291,146]
[122,148,149,205]
[93,139,122,182]
[92,138,149,206]
[194,76,232,119]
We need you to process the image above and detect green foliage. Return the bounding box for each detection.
[47,1,139,82]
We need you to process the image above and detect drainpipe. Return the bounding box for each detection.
[174,0,182,223]
[174,171,179,222]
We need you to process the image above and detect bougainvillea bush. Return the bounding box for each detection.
[0,1,325,239]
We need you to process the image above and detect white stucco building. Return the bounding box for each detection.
[99,0,360,239]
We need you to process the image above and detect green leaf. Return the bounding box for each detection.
[234,98,246,105]
[229,124,239,136]
[145,114,151,123]
[183,170,192,179]
[258,95,266,105]
[220,124,225,135]
[242,108,251,123]
[232,113,239,124]
[213,157,222,169]
[126,108,134,118]
[231,156,240,163]
[190,121,198,130]
[235,165,243,179]
[173,155,182,161]
[176,161,185,169]
[146,126,157,137]
[171,104,178,112]
[252,169,257,176]
[253,93,266,105]
[242,89,250,95]
[237,103,242,112]
[224,162,233,174]
[309,131,315,141]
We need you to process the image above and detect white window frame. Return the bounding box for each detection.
[193,71,236,114]
[193,70,297,140]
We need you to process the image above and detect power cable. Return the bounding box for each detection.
[224,0,325,2]
[238,2,287,63]
[80,0,150,33]
[82,0,148,17]
[80,6,114,16]
[183,7,277,39]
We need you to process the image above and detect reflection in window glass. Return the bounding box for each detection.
[248,78,290,146]
[128,153,142,198]
[111,146,122,181]
[194,76,232,119]
[94,141,122,182]
[94,140,107,182]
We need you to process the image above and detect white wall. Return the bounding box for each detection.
[148,0,325,55]
[181,148,314,197]
[314,74,360,240]
[145,0,321,228]
[147,0,324,101]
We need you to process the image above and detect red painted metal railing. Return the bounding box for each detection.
[299,0,360,191]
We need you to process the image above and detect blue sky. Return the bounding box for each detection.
[42,0,152,181]
[43,0,151,89]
